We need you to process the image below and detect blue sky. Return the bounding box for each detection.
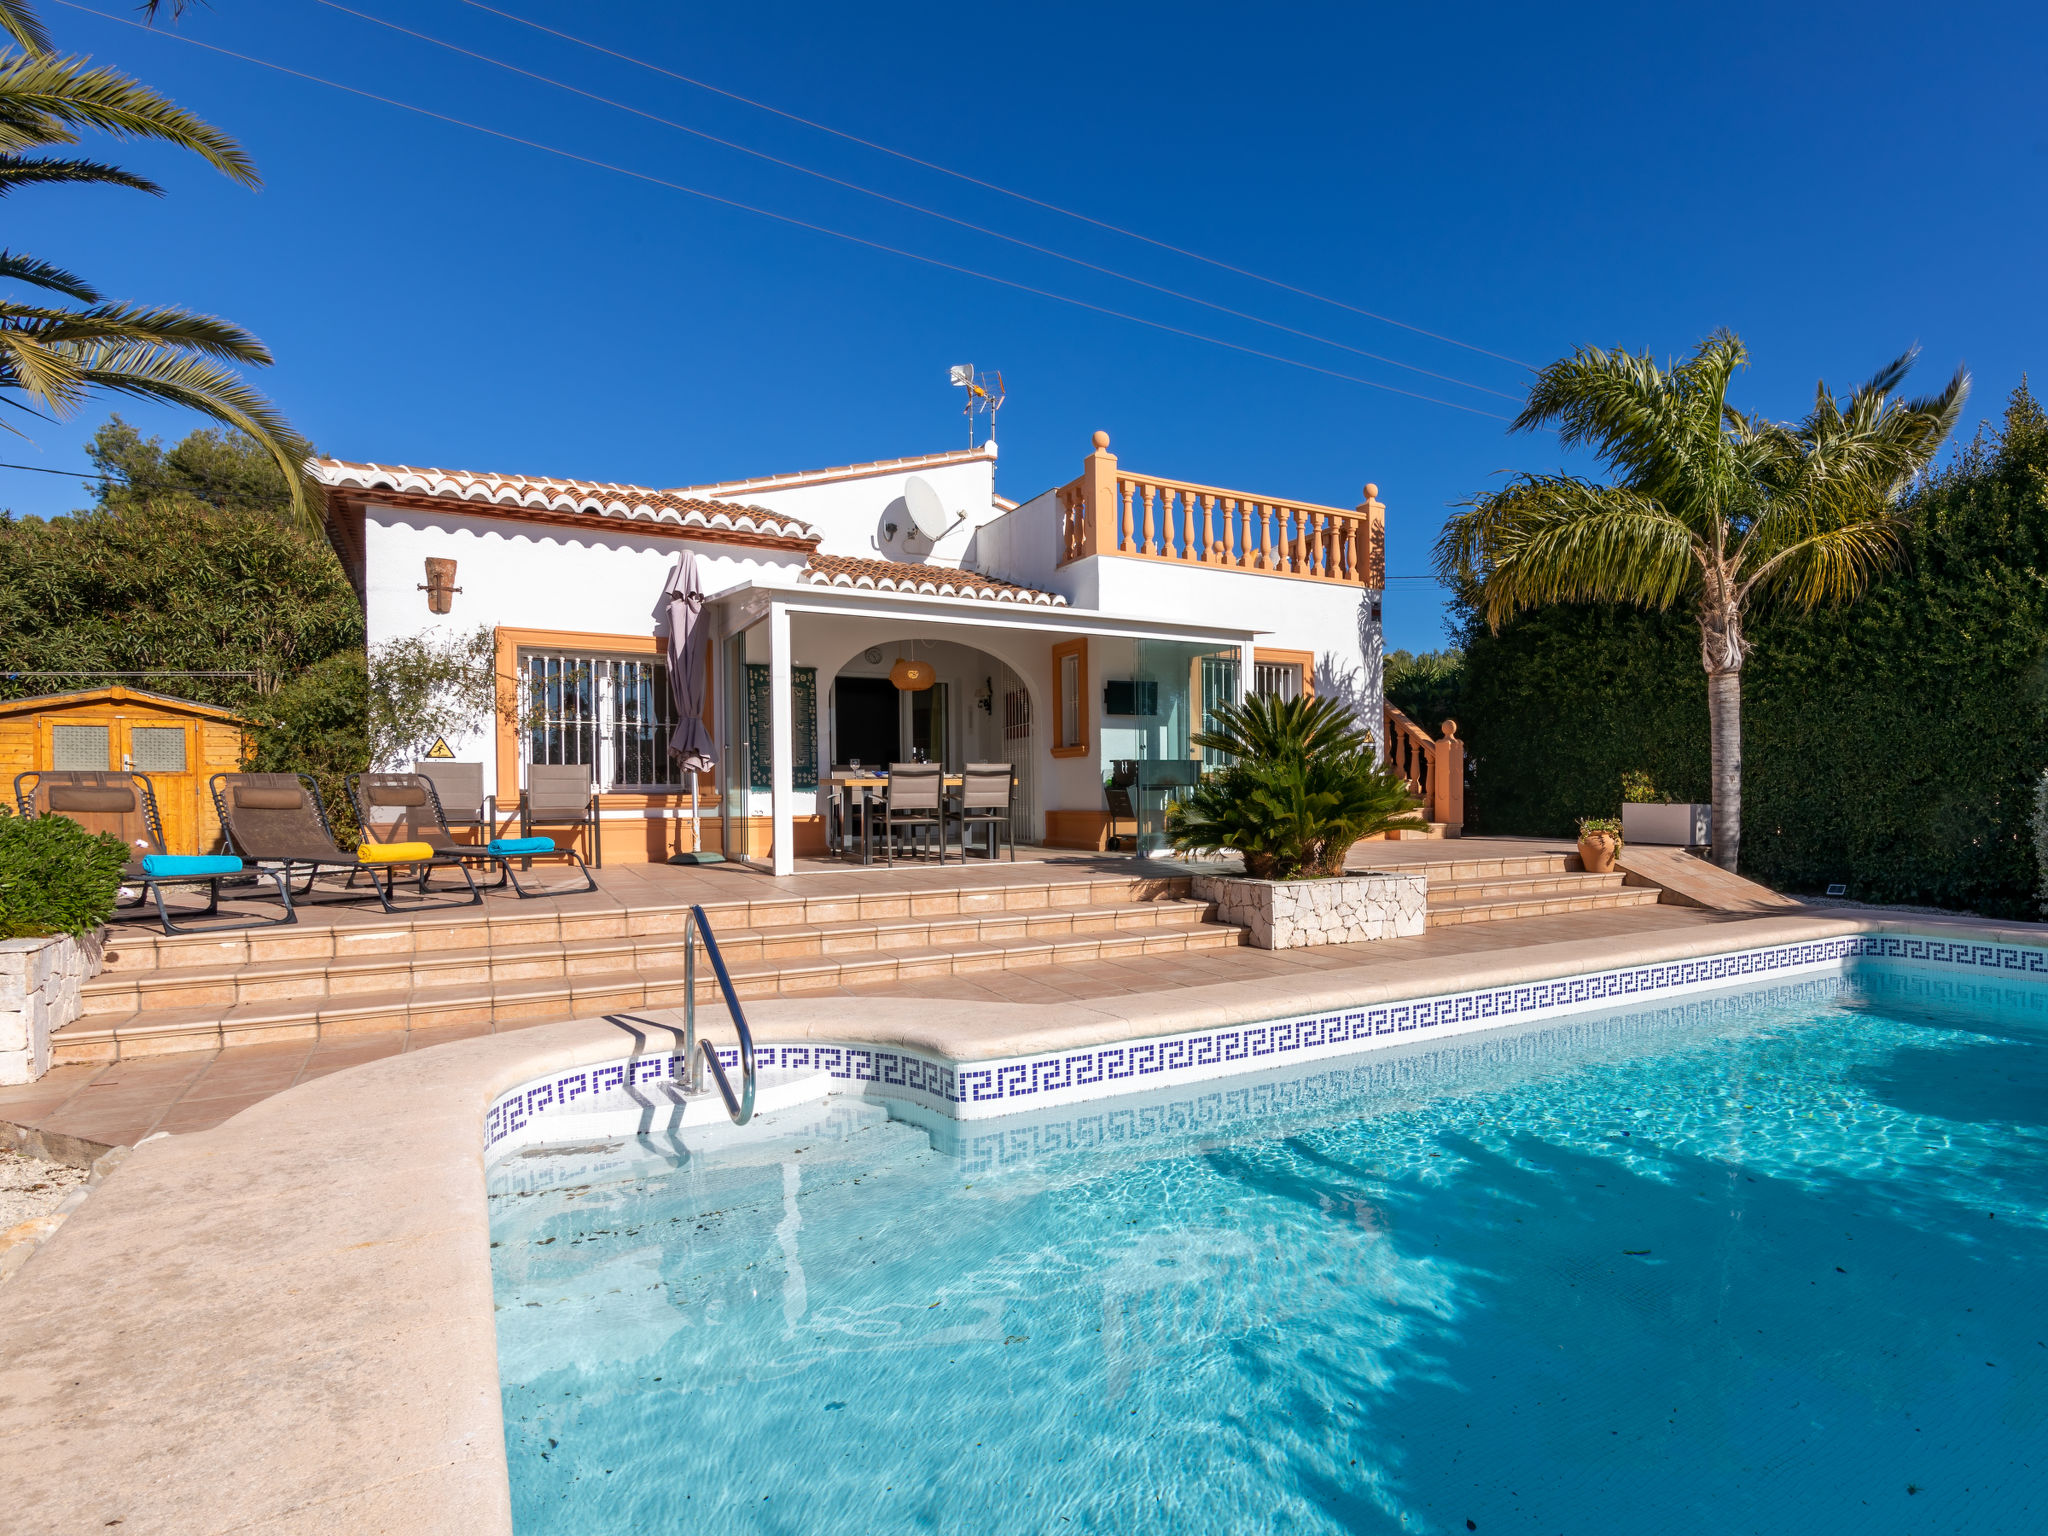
[11,0,2044,650]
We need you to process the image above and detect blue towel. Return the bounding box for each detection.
[487,837,557,856]
[141,854,242,878]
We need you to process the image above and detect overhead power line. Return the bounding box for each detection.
[54,1,1512,420]
[459,0,1536,372]
[308,0,1520,405]
[0,460,115,481]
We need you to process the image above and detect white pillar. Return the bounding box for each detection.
[769,602,795,876]
[1237,641,1256,708]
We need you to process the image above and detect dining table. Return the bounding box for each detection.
[821,770,1011,864]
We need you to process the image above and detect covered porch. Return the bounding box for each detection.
[706,575,1261,876]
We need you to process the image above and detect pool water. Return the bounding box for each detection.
[489,965,2048,1534]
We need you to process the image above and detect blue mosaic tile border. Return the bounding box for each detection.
[481,929,2048,1151]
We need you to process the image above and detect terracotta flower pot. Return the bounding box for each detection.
[1577,831,1619,874]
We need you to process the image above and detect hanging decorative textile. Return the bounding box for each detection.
[889,656,936,691]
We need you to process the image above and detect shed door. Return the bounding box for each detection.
[121,721,198,855]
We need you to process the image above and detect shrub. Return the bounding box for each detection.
[0,807,129,938]
[2034,768,2048,916]
[1169,695,1421,878]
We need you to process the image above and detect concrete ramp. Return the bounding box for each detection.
[1618,846,1805,914]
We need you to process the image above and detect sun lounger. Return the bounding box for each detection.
[210,771,481,913]
[14,769,296,935]
[350,772,596,898]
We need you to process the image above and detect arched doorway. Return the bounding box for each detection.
[827,637,1039,843]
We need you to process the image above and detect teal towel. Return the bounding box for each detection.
[487,837,557,856]
[141,854,242,878]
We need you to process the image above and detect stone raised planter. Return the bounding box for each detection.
[1192,870,1427,950]
[0,933,101,1085]
[1622,802,1713,847]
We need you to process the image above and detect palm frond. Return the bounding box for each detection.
[0,53,258,185]
[1741,522,1909,610]
[0,298,272,363]
[0,0,52,56]
[1436,475,1699,629]
[0,152,160,194]
[61,339,314,530]
[1736,352,1970,588]
[0,247,100,300]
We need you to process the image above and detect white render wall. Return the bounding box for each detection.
[721,448,1002,568]
[360,504,807,783]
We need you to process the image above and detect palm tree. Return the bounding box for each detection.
[1435,331,1967,873]
[0,0,315,527]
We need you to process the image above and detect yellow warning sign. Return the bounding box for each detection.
[424,737,456,759]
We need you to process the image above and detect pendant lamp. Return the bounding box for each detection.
[889,655,937,691]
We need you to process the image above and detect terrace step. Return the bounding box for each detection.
[1424,871,1630,906]
[90,871,1194,975]
[1425,884,1662,927]
[55,902,1241,1064]
[77,899,1216,1017]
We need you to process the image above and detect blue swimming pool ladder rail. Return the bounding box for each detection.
[680,904,757,1125]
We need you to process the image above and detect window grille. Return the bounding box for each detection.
[1058,652,1080,748]
[1252,661,1304,701]
[522,652,683,790]
[1200,656,1240,768]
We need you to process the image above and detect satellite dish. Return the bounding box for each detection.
[902,475,957,544]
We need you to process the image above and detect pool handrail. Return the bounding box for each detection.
[681,904,757,1125]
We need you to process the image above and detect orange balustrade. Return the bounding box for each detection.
[1055,431,1385,588]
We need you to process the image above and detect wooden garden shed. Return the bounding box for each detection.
[0,686,254,855]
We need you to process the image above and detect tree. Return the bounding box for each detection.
[1435,331,1967,871]
[0,0,315,528]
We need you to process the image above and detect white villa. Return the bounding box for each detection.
[315,429,1450,877]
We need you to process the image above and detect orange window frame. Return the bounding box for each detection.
[1050,638,1088,758]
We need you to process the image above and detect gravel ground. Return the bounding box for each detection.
[1792,894,2007,920]
[0,1146,89,1231]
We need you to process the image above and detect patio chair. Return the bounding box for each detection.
[350,772,595,898]
[14,769,296,936]
[211,771,482,913]
[520,763,601,869]
[412,759,496,844]
[1103,759,1140,852]
[949,762,1016,861]
[870,763,946,866]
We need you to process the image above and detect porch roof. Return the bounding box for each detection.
[708,571,1265,646]
[800,552,1066,606]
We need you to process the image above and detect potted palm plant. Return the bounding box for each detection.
[1171,695,1427,948]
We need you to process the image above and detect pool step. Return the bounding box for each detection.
[54,896,1240,1063]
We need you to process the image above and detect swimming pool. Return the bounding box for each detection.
[488,961,2048,1533]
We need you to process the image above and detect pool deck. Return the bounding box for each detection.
[1,874,2036,1533]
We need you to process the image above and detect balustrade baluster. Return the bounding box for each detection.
[1119,480,1134,552]
[1139,483,1156,555]
[1201,494,1217,561]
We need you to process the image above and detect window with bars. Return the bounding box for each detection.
[1252,660,1304,701]
[522,652,684,790]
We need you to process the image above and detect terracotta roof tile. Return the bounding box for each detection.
[313,459,819,542]
[799,553,1066,607]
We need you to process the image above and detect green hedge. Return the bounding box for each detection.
[0,808,129,938]
[1451,384,2048,918]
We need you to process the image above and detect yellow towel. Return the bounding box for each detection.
[357,841,436,864]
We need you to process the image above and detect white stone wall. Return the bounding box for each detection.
[1193,871,1427,949]
[0,934,100,1084]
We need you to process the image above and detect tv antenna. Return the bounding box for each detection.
[950,364,1004,448]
